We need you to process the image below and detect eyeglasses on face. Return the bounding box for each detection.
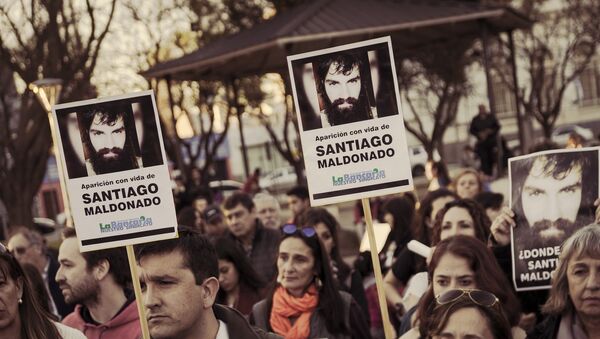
[435,288,499,308]
[281,224,316,238]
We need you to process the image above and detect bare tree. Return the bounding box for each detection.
[492,0,600,139]
[0,0,116,230]
[245,75,305,185]
[398,37,477,161]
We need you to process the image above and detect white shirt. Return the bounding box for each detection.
[215,319,230,339]
[54,322,87,339]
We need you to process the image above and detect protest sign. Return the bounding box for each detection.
[287,36,413,206]
[52,91,177,252]
[509,147,599,291]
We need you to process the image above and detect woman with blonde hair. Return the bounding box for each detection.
[452,168,483,200]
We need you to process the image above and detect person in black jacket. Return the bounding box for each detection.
[528,224,600,339]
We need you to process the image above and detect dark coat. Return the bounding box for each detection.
[527,314,560,339]
[214,304,281,339]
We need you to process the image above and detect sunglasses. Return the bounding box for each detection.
[282,224,316,238]
[435,289,499,308]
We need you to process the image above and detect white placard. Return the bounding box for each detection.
[287,37,413,206]
[509,146,599,291]
[52,91,177,251]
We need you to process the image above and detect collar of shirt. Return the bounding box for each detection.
[215,319,229,339]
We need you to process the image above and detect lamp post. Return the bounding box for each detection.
[29,78,73,227]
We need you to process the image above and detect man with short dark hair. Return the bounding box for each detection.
[286,185,311,225]
[57,228,141,338]
[135,228,277,339]
[316,52,375,127]
[79,102,142,175]
[8,227,73,319]
[222,192,280,282]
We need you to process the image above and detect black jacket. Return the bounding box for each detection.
[527,314,560,339]
[214,304,281,339]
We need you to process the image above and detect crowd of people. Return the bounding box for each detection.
[2,140,600,339]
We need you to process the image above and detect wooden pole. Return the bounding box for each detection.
[46,112,73,227]
[126,245,150,339]
[361,198,394,339]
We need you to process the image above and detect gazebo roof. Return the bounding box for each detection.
[142,0,531,80]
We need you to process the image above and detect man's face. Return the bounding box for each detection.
[7,234,42,268]
[89,114,126,157]
[521,157,582,241]
[324,62,361,114]
[56,238,99,305]
[139,250,208,339]
[87,113,136,174]
[223,204,256,239]
[287,195,309,217]
[255,199,280,229]
[567,255,600,318]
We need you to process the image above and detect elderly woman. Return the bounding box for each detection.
[527,224,600,339]
[0,243,85,339]
[251,224,371,339]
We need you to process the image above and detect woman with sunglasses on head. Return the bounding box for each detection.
[398,235,523,339]
[215,237,266,317]
[0,243,86,339]
[424,289,513,339]
[296,208,352,287]
[250,224,371,339]
[392,198,490,325]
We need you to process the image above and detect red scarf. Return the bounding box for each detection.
[270,284,319,339]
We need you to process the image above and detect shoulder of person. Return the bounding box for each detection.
[54,322,87,339]
[250,299,270,329]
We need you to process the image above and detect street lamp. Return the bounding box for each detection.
[28,78,72,226]
[28,78,63,112]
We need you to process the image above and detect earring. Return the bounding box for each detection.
[315,276,323,289]
[18,298,22,304]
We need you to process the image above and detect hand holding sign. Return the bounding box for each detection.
[490,207,516,246]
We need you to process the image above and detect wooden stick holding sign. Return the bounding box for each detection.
[362,198,394,339]
[126,245,150,339]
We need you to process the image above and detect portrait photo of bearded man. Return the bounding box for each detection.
[314,51,376,127]
[511,150,598,248]
[78,102,143,176]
